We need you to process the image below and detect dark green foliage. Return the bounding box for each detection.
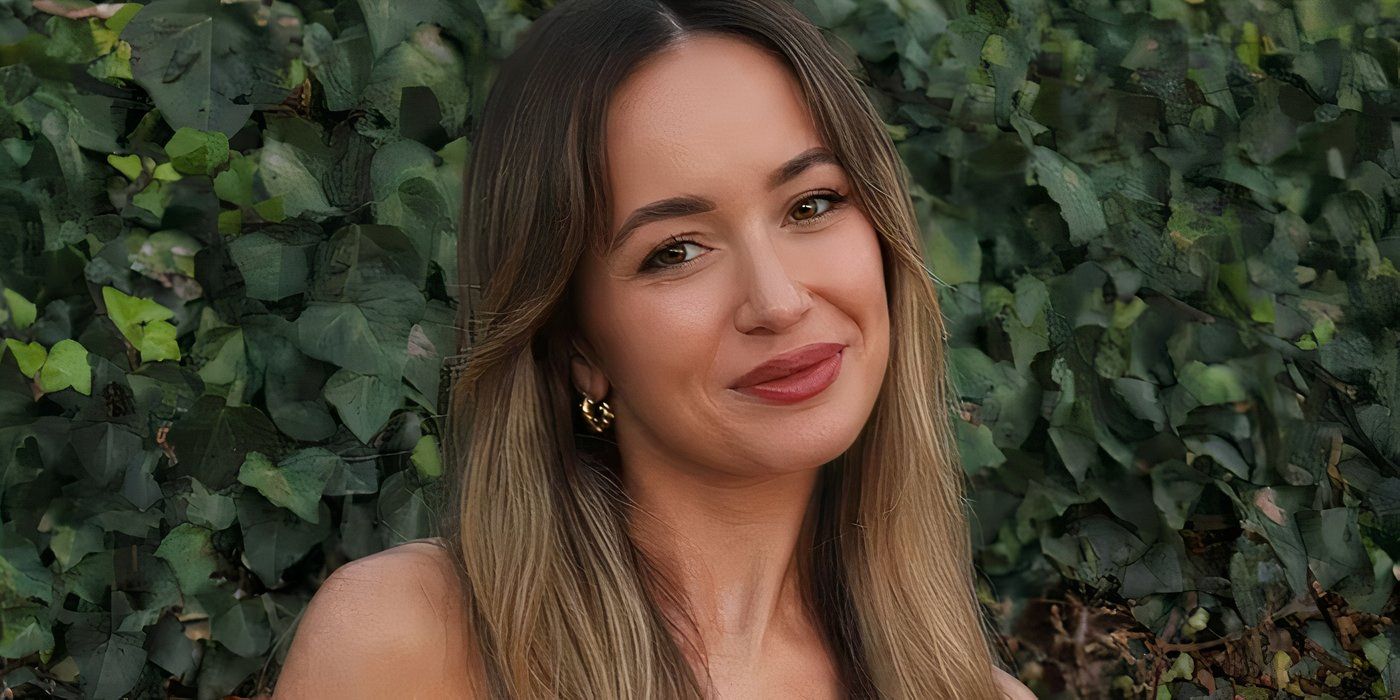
[0,0,1394,698]
[792,0,1397,695]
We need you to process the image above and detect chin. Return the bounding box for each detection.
[750,411,865,469]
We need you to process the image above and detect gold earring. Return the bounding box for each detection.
[579,394,615,433]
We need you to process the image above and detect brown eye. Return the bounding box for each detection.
[790,192,847,226]
[654,243,689,265]
[792,198,823,221]
[640,237,705,273]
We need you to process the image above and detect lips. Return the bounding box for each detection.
[730,342,847,389]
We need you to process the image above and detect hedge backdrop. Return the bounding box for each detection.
[0,0,1396,697]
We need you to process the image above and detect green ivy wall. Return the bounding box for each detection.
[0,0,1395,698]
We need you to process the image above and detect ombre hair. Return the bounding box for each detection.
[438,0,1009,696]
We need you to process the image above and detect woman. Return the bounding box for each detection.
[274,0,1035,697]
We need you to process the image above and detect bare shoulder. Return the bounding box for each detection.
[273,537,486,699]
[992,666,1037,699]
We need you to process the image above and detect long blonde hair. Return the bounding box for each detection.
[438,0,1007,696]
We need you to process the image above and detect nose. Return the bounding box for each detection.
[732,233,813,334]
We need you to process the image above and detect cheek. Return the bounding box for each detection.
[590,285,722,395]
[814,221,887,323]
[821,222,890,384]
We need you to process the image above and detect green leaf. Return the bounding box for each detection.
[213,149,256,206]
[165,395,283,490]
[145,613,196,679]
[190,322,247,393]
[106,153,142,180]
[295,277,424,379]
[923,217,982,287]
[38,339,91,395]
[129,229,203,282]
[120,0,297,136]
[130,179,168,217]
[0,523,55,605]
[153,523,218,598]
[1299,507,1370,590]
[236,449,334,524]
[49,522,105,572]
[255,119,340,219]
[137,319,180,363]
[210,597,271,658]
[355,0,484,59]
[226,226,318,302]
[236,490,330,586]
[101,285,174,349]
[2,288,37,328]
[360,23,471,142]
[1177,361,1249,405]
[1030,146,1107,244]
[181,478,237,530]
[66,617,145,700]
[302,22,372,112]
[411,434,441,480]
[97,287,149,335]
[243,315,337,442]
[377,470,432,546]
[323,454,377,497]
[323,368,402,445]
[253,194,285,222]
[150,161,181,182]
[164,126,228,175]
[5,338,47,377]
[0,604,54,659]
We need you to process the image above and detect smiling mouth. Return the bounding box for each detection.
[730,348,844,404]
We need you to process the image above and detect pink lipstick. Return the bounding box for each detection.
[731,345,844,404]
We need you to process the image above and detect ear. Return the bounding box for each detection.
[569,335,610,401]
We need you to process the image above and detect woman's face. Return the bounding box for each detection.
[570,33,890,479]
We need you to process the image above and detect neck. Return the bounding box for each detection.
[620,454,825,673]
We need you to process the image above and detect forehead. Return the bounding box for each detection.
[604,34,823,202]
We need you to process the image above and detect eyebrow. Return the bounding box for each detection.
[606,146,843,256]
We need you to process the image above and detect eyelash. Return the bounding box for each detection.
[638,191,849,274]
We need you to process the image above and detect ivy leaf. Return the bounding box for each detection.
[180,478,236,531]
[1,288,37,328]
[137,318,180,363]
[410,434,441,480]
[377,470,432,546]
[121,0,297,136]
[1299,507,1370,591]
[163,126,228,175]
[49,521,105,572]
[243,315,337,442]
[322,368,402,445]
[213,149,257,207]
[294,276,424,379]
[301,22,371,112]
[235,490,331,587]
[955,419,1006,476]
[37,338,92,395]
[101,285,174,350]
[227,225,318,302]
[0,604,54,659]
[1030,146,1108,244]
[0,523,55,605]
[236,449,335,524]
[210,597,271,658]
[66,615,146,700]
[4,338,47,378]
[153,522,218,599]
[106,152,142,180]
[1177,361,1249,405]
[145,613,195,679]
[165,395,283,490]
